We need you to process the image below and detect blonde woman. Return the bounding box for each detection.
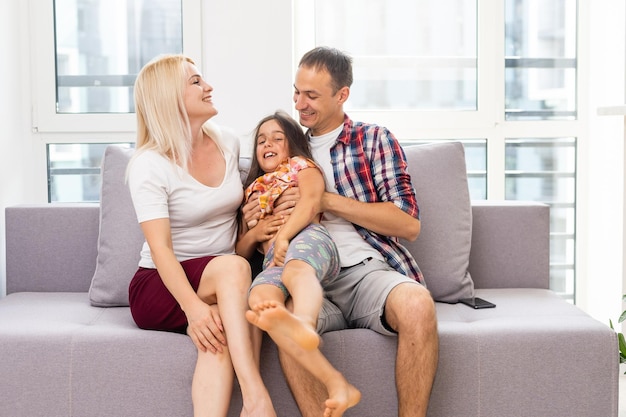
[127,54,276,417]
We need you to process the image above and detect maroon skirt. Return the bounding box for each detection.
[128,256,215,334]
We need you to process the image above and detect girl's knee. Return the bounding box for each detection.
[248,286,262,308]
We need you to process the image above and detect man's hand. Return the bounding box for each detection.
[243,188,300,229]
[273,187,300,217]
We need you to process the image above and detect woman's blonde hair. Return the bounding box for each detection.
[133,54,194,169]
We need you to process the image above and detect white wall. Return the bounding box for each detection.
[0,0,34,296]
[579,0,626,325]
[202,0,295,157]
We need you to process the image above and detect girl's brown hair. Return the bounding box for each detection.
[243,111,314,188]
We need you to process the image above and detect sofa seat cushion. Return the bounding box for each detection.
[0,292,135,330]
[0,290,617,417]
[435,288,588,323]
[0,292,197,416]
[431,288,617,417]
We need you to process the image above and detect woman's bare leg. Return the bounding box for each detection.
[198,255,276,417]
[192,347,234,417]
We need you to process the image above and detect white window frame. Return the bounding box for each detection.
[294,0,606,310]
[293,0,583,201]
[29,0,202,134]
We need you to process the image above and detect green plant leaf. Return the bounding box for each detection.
[618,333,626,361]
[619,310,626,323]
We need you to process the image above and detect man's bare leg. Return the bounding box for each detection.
[385,283,439,417]
[280,351,327,416]
[248,304,360,416]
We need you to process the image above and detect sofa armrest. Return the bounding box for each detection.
[468,201,550,290]
[5,204,100,294]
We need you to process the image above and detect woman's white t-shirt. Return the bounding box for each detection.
[127,126,243,269]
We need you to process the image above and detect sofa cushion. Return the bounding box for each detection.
[88,146,144,307]
[88,142,473,306]
[401,142,474,302]
[89,146,252,307]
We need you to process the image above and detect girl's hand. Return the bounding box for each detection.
[185,301,226,353]
[268,236,289,267]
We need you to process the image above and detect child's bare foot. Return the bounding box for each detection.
[323,376,361,417]
[246,300,320,350]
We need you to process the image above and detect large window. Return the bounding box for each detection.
[47,143,133,202]
[314,0,477,111]
[505,0,577,120]
[36,0,199,203]
[35,0,581,301]
[505,137,577,297]
[54,0,183,114]
[300,0,579,301]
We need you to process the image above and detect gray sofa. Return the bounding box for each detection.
[1,141,619,417]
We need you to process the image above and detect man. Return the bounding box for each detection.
[244,46,438,417]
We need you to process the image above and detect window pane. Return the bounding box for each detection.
[549,268,575,303]
[505,137,576,300]
[402,140,486,200]
[54,0,183,114]
[463,140,487,200]
[505,0,577,120]
[314,0,477,111]
[48,143,132,202]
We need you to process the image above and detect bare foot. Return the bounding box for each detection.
[323,377,361,417]
[246,300,320,350]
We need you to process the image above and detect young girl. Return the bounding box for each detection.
[237,111,361,417]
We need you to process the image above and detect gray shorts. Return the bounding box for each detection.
[316,258,421,336]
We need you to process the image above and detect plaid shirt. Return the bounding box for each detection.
[330,115,424,283]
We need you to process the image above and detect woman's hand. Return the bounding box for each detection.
[252,215,284,243]
[242,192,261,229]
[185,300,226,353]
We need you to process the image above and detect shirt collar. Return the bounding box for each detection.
[336,113,353,145]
